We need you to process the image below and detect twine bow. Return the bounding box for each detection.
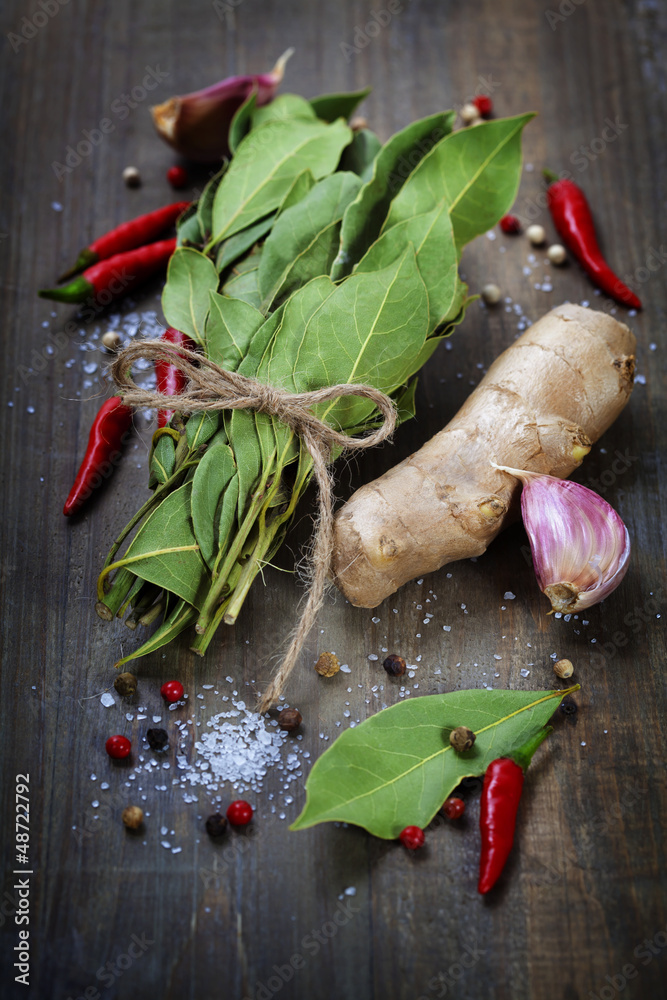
[111,340,396,710]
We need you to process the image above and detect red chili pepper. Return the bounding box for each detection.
[39,238,176,305]
[59,202,189,281]
[63,396,133,516]
[478,727,552,894]
[155,327,197,427]
[543,169,642,309]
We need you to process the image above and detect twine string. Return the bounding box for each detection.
[111,340,396,709]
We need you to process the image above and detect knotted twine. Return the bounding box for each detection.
[111,340,396,711]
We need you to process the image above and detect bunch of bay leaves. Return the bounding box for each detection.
[97,87,533,667]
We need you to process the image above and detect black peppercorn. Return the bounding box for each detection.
[278,708,302,732]
[560,696,578,716]
[383,654,406,677]
[205,813,228,838]
[114,672,137,697]
[146,727,169,751]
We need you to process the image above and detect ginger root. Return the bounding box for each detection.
[331,303,636,607]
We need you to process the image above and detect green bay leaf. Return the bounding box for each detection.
[331,111,455,280]
[216,213,276,273]
[384,112,535,251]
[191,442,237,569]
[119,482,210,610]
[251,93,317,128]
[258,171,362,310]
[162,247,219,347]
[291,686,576,838]
[206,291,264,371]
[309,87,371,123]
[339,128,383,180]
[211,117,352,244]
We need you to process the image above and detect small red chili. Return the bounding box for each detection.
[160,680,184,703]
[399,826,425,850]
[473,94,492,117]
[478,727,552,894]
[227,800,253,826]
[106,735,132,759]
[500,214,522,234]
[39,238,177,305]
[442,797,465,820]
[63,396,133,517]
[543,169,642,309]
[58,202,189,281]
[167,165,189,189]
[156,327,197,427]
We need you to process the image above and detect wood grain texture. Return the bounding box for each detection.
[0,1,665,999]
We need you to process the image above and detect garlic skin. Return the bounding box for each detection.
[495,465,631,613]
[151,49,293,162]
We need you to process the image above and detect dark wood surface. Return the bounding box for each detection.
[1,2,666,998]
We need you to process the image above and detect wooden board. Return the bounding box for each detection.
[1,1,665,998]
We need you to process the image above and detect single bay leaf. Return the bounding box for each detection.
[383,112,535,251]
[217,471,240,553]
[186,411,221,449]
[197,165,227,242]
[339,128,383,180]
[276,169,316,214]
[251,93,317,128]
[228,89,257,155]
[176,203,204,248]
[216,213,276,273]
[211,117,352,244]
[119,482,210,610]
[291,686,577,838]
[221,252,263,310]
[331,111,455,280]
[258,171,362,310]
[206,291,264,371]
[149,432,176,486]
[191,442,237,569]
[355,204,458,328]
[309,87,371,123]
[114,598,198,668]
[162,247,219,346]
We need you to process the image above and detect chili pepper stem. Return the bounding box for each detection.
[542,167,560,184]
[38,276,92,303]
[57,249,98,283]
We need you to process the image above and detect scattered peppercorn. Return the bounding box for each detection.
[547,244,567,265]
[105,735,131,759]
[399,826,425,850]
[227,800,253,826]
[102,330,122,351]
[205,813,228,838]
[460,102,481,125]
[122,166,141,188]
[527,224,546,246]
[442,797,466,820]
[553,658,574,679]
[161,680,184,703]
[122,805,144,829]
[167,165,188,189]
[146,727,169,751]
[314,652,340,677]
[473,94,492,117]
[449,726,476,752]
[383,654,406,677]
[500,214,522,235]
[113,672,137,697]
[481,283,501,305]
[278,707,302,732]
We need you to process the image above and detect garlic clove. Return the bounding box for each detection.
[151,49,293,163]
[493,464,631,613]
